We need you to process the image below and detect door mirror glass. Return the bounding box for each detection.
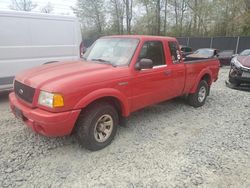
[135,58,153,70]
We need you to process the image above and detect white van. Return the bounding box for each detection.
[0,10,82,91]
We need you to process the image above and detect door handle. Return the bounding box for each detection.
[164,70,172,76]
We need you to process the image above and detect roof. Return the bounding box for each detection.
[102,35,177,41]
[196,48,218,51]
[0,10,77,21]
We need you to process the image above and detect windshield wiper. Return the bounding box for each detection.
[91,58,116,67]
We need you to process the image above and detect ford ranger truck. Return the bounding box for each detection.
[9,35,220,151]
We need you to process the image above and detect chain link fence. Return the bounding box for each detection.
[176,36,250,53]
[83,36,250,54]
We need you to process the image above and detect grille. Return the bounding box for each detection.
[14,81,35,104]
[241,67,250,73]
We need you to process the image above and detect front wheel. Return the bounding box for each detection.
[75,102,118,151]
[229,71,241,87]
[229,77,241,87]
[188,80,209,108]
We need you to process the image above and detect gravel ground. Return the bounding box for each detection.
[0,67,249,188]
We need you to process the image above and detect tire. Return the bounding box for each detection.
[188,80,209,108]
[228,73,241,87]
[229,77,241,87]
[228,68,241,87]
[75,102,119,151]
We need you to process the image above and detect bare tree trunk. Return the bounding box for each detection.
[174,0,178,26]
[245,0,250,11]
[193,0,198,35]
[179,0,187,36]
[114,0,120,34]
[120,15,124,34]
[164,0,168,35]
[120,2,124,34]
[143,0,150,34]
[123,0,132,34]
[129,0,133,33]
[156,0,161,35]
[93,3,102,33]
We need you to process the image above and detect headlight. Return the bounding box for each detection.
[38,91,64,108]
[231,58,242,68]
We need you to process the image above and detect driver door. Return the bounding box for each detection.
[131,41,173,111]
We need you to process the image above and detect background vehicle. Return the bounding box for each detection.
[0,10,82,91]
[186,48,219,59]
[9,35,220,151]
[218,50,234,66]
[229,49,250,86]
[180,45,193,57]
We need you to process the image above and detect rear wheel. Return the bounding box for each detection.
[75,102,118,151]
[188,80,209,108]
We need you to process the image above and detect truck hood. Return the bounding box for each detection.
[237,56,250,68]
[15,60,126,91]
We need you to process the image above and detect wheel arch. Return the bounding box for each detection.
[74,88,130,117]
[201,73,212,85]
[190,69,212,94]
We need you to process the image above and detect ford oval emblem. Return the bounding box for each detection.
[19,89,24,95]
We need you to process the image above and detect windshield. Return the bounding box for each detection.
[240,49,250,56]
[194,49,214,57]
[83,38,139,66]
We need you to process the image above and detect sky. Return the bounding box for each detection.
[0,0,77,16]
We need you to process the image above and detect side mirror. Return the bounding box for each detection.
[135,58,153,70]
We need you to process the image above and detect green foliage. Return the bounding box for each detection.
[242,11,250,35]
[73,0,106,36]
[73,0,250,40]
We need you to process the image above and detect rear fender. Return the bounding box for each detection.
[74,88,130,117]
[190,69,212,94]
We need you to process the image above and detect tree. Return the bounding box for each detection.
[74,0,250,41]
[123,0,133,34]
[10,0,37,11]
[41,2,54,14]
[163,0,168,35]
[168,0,188,36]
[110,0,125,34]
[74,0,106,35]
[136,0,163,35]
[241,0,250,35]
[155,0,161,35]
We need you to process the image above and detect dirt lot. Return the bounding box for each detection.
[0,67,249,188]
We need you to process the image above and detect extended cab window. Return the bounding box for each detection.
[169,42,181,64]
[138,41,165,66]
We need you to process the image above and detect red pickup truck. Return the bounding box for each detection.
[9,35,219,150]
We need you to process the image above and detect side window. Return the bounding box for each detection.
[169,42,181,64]
[138,41,165,66]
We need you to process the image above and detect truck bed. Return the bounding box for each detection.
[183,58,220,94]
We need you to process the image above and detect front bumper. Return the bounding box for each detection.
[9,92,81,137]
[229,76,250,83]
[229,65,250,84]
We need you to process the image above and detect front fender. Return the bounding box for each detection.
[190,68,212,93]
[74,88,130,116]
